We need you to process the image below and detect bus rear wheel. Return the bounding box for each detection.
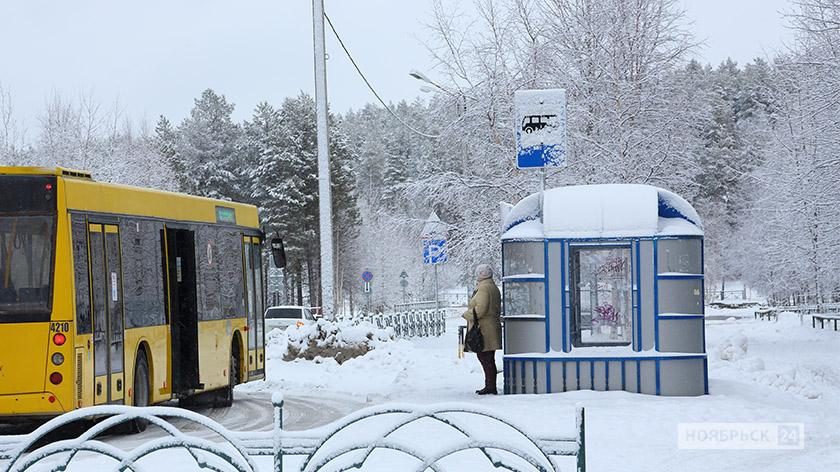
[128,351,150,433]
[225,343,241,408]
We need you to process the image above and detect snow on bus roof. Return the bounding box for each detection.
[501,184,703,240]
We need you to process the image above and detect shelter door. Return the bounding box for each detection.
[570,246,633,347]
[88,223,125,405]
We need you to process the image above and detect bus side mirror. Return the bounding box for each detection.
[270,238,287,269]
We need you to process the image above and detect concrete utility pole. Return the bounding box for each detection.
[312,0,334,318]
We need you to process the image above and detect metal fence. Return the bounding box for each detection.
[362,310,446,338]
[759,303,840,317]
[0,396,586,472]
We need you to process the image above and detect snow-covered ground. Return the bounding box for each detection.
[6,309,839,471]
[239,310,840,471]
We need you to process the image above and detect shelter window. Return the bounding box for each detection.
[504,282,545,317]
[657,238,702,274]
[503,241,544,277]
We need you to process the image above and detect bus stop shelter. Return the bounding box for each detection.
[501,184,708,396]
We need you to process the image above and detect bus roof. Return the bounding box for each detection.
[0,166,93,179]
[0,166,260,229]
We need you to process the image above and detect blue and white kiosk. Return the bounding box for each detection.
[501,184,708,396]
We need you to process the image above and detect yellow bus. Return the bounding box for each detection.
[0,167,270,422]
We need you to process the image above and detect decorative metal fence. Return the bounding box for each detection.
[1,395,586,472]
[362,310,446,338]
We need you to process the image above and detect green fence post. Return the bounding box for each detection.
[273,392,284,472]
[576,406,586,472]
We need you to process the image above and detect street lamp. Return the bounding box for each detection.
[409,69,446,93]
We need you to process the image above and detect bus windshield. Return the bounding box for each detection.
[0,215,55,316]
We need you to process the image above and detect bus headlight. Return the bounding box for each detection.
[51,352,65,366]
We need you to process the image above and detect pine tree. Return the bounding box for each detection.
[176,89,242,200]
[245,93,359,307]
[154,115,184,191]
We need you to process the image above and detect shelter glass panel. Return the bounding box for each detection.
[657,238,702,275]
[504,282,545,316]
[503,242,545,276]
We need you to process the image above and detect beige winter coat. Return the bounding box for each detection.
[462,277,502,352]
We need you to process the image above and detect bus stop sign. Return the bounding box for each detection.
[514,88,567,168]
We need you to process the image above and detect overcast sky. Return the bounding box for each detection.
[0,0,794,133]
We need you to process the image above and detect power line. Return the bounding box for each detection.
[323,12,441,139]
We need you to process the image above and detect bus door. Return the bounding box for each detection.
[164,227,201,394]
[242,236,265,375]
[88,223,125,405]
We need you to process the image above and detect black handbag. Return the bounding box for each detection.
[465,308,484,353]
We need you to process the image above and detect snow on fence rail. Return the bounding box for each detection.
[392,300,438,312]
[362,310,446,338]
[0,394,586,472]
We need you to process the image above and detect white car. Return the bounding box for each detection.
[264,305,315,332]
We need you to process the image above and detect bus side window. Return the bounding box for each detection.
[251,240,264,349]
[243,238,256,351]
[220,229,244,319]
[71,215,92,335]
[196,225,222,321]
[120,218,166,329]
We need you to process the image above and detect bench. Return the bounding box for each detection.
[812,314,840,331]
[754,308,778,321]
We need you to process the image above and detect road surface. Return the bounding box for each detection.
[0,390,367,451]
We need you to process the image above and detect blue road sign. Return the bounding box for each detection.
[423,239,448,265]
[362,271,373,282]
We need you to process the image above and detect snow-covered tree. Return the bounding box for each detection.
[176,89,243,200]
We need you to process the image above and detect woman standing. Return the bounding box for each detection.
[463,264,502,395]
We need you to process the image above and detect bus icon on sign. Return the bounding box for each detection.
[521,114,557,134]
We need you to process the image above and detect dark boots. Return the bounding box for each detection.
[476,350,498,395]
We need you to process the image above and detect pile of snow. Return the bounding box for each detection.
[247,318,488,399]
[501,192,540,232]
[276,319,395,364]
[715,332,749,361]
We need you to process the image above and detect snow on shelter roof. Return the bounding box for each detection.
[501,184,703,240]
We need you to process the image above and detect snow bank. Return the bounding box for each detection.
[276,319,395,364]
[708,317,839,400]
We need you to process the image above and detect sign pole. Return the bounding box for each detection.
[361,271,373,315]
[433,263,439,314]
[540,167,546,223]
[312,0,334,319]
